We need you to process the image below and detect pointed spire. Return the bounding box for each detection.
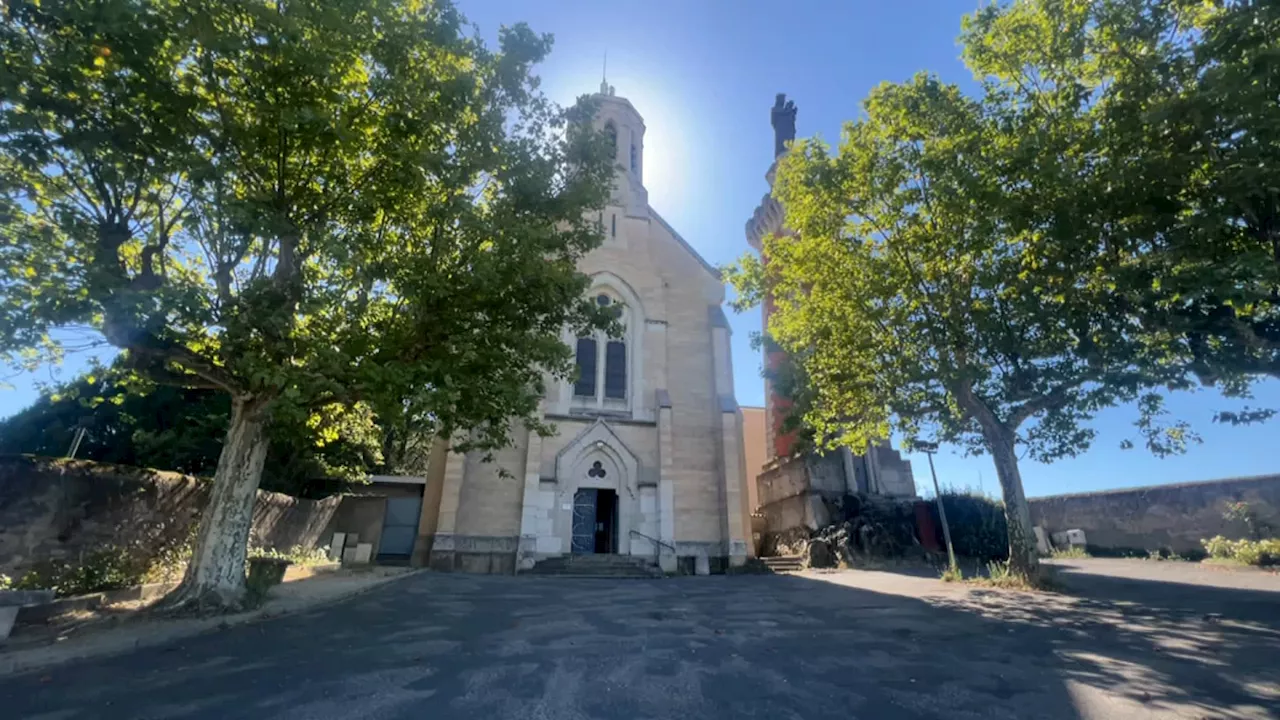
[600,51,609,95]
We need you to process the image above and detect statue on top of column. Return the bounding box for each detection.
[771,93,797,158]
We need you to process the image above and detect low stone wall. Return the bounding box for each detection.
[1029,474,1280,554]
[0,455,341,577]
[428,534,517,574]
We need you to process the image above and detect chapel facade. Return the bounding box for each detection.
[410,82,753,574]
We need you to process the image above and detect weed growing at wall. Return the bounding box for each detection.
[1049,546,1090,559]
[1222,501,1272,541]
[247,545,330,567]
[12,547,147,597]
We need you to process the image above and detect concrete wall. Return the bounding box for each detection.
[757,455,809,508]
[0,455,341,577]
[755,456,837,537]
[1029,474,1280,554]
[866,444,917,498]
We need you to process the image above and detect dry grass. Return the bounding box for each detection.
[962,561,1064,592]
[1049,546,1090,559]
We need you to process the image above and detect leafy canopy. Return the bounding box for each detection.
[0,0,616,454]
[963,0,1280,424]
[729,70,1181,463]
[0,359,381,496]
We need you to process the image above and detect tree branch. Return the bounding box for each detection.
[1008,377,1088,429]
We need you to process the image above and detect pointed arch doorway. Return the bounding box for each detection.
[572,459,619,554]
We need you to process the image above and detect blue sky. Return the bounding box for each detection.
[3,0,1277,497]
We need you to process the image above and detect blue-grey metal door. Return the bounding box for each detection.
[378,497,422,557]
[571,489,597,554]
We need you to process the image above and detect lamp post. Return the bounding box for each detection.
[912,441,956,572]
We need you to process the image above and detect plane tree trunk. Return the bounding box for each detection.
[954,382,1041,578]
[164,395,271,611]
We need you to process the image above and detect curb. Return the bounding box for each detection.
[0,569,420,678]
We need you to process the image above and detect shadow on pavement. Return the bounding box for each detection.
[0,566,1275,720]
[911,563,1280,719]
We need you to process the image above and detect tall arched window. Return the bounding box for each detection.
[573,291,629,408]
[573,337,597,397]
[604,121,617,160]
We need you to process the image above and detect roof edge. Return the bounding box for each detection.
[649,208,720,280]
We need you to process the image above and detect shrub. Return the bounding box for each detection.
[1200,536,1280,566]
[247,545,329,567]
[931,491,1009,561]
[13,546,149,597]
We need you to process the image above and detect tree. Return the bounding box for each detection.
[1,0,614,607]
[963,0,1280,423]
[726,63,1187,577]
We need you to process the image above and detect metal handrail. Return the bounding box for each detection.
[629,530,675,562]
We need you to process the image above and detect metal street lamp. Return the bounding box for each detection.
[911,441,957,573]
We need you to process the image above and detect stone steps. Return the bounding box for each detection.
[761,555,804,573]
[523,553,664,579]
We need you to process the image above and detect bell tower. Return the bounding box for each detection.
[593,78,647,217]
[746,93,800,460]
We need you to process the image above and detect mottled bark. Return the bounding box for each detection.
[164,395,270,611]
[953,381,1040,578]
[985,428,1039,577]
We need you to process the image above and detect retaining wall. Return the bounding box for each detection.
[1028,474,1280,554]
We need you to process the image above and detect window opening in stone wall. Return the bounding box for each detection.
[604,340,626,399]
[574,337,597,397]
[605,122,617,158]
[611,214,616,238]
[571,291,631,411]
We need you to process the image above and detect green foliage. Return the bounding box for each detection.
[0,574,11,591]
[724,0,1280,575]
[725,55,1169,577]
[13,547,147,598]
[11,519,197,597]
[0,359,380,495]
[932,491,1009,562]
[961,0,1280,415]
[1222,501,1270,541]
[1049,546,1090,560]
[985,560,1015,584]
[0,0,613,454]
[940,565,963,583]
[0,0,614,595]
[247,544,329,567]
[1202,536,1280,567]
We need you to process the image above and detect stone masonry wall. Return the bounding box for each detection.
[1029,474,1280,554]
[0,455,341,576]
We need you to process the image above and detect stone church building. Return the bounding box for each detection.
[410,81,753,574]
